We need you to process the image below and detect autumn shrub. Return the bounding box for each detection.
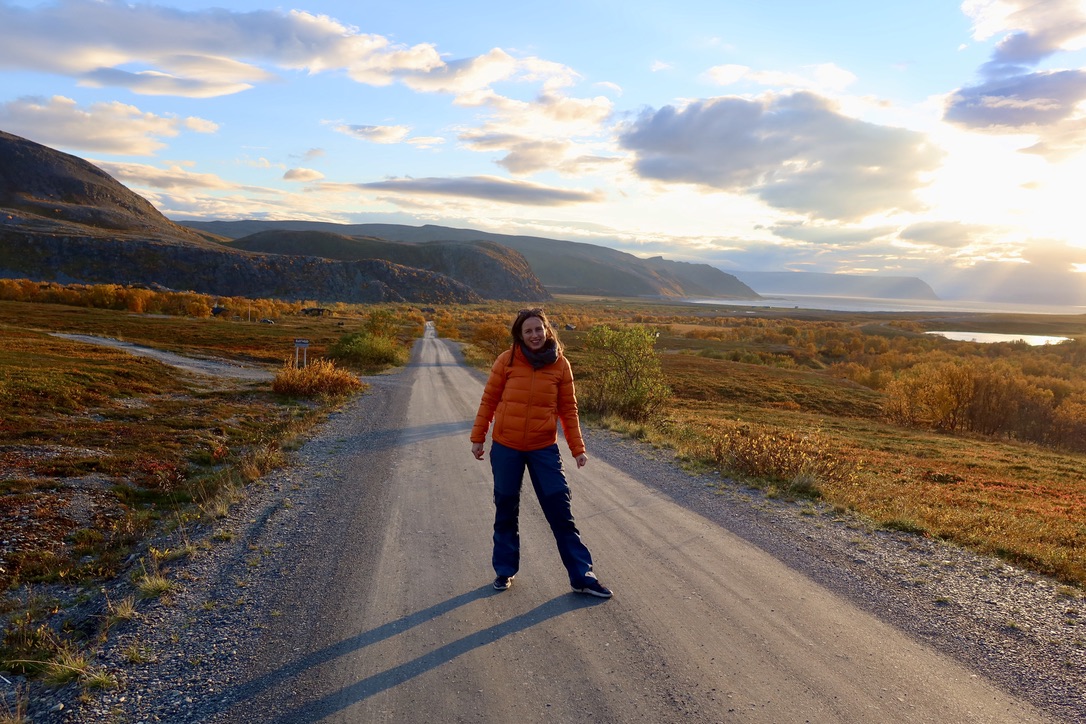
[272,359,364,397]
[710,422,858,495]
[328,331,407,369]
[470,320,512,360]
[578,324,670,422]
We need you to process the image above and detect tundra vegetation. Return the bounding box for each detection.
[457,300,1086,590]
[2,283,1085,710]
[0,281,418,704]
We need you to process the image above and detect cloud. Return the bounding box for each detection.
[947,0,1086,159]
[931,239,1086,303]
[705,63,857,92]
[964,0,1086,73]
[770,221,895,247]
[332,124,411,144]
[357,176,603,206]
[283,168,325,182]
[406,136,446,149]
[898,221,994,249]
[79,68,257,98]
[651,61,674,72]
[0,0,443,97]
[0,96,214,155]
[619,91,943,221]
[457,91,613,174]
[400,48,517,95]
[94,161,240,191]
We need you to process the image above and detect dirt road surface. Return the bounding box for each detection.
[190,325,1050,724]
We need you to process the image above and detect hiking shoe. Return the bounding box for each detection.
[572,578,613,598]
[493,575,513,591]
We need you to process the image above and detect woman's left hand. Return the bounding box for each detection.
[575,453,588,468]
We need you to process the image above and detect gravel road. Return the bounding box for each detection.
[16,334,1085,723]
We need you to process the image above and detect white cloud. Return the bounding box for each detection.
[947,0,1086,159]
[0,0,443,97]
[283,168,325,182]
[94,160,240,191]
[705,63,857,92]
[406,136,446,149]
[358,175,603,206]
[0,96,207,155]
[332,124,411,144]
[651,60,674,72]
[401,48,518,95]
[619,91,944,221]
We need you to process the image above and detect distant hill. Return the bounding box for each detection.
[0,130,498,304]
[731,271,939,300]
[183,220,761,300]
[228,230,549,302]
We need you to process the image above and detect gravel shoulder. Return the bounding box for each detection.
[11,339,1086,722]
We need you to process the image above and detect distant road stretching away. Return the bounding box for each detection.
[208,324,1051,723]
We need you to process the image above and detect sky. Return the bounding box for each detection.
[2,0,1086,304]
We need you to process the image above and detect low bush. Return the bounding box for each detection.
[710,422,858,495]
[272,359,364,397]
[328,332,407,369]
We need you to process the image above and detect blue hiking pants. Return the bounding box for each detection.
[489,440,595,587]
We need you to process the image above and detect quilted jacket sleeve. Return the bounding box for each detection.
[556,357,586,457]
[470,350,510,444]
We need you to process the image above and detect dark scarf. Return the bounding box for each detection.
[518,340,558,369]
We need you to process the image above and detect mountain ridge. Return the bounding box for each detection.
[0,130,531,304]
[182,219,762,300]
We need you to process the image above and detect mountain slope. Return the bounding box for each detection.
[0,131,485,304]
[228,230,550,302]
[183,220,761,300]
[0,129,218,247]
[733,271,939,300]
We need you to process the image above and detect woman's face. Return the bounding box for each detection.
[520,316,547,351]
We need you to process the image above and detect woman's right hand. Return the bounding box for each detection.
[471,442,485,460]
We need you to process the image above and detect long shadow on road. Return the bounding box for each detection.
[212,588,604,723]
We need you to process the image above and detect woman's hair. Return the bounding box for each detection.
[510,307,562,353]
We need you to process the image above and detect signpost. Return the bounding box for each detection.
[293,338,310,368]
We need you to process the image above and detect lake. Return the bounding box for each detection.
[926,331,1070,346]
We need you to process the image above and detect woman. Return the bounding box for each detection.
[470,308,612,598]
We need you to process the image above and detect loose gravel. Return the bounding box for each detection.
[7,362,1085,723]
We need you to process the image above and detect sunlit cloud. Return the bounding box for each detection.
[948,0,1086,159]
[620,91,943,221]
[407,136,447,149]
[283,168,325,182]
[332,123,411,144]
[898,220,997,249]
[0,96,212,155]
[357,175,603,206]
[704,63,858,93]
[94,160,242,191]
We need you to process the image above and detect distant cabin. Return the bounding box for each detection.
[564,324,576,331]
[301,307,332,317]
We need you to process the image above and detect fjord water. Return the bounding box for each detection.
[688,294,1086,316]
[687,294,1079,345]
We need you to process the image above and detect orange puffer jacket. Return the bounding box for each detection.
[471,345,586,456]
